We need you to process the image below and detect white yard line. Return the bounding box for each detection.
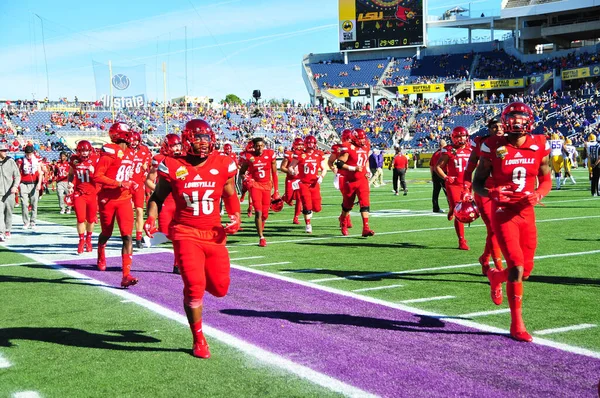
[12,392,42,398]
[457,309,511,318]
[400,295,455,304]
[0,353,12,368]
[279,268,324,274]
[309,249,600,283]
[247,262,291,267]
[534,324,597,336]
[0,262,38,267]
[352,284,404,292]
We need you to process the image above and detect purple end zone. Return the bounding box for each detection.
[57,253,600,397]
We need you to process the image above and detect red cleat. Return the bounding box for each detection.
[339,215,349,236]
[121,274,139,288]
[361,228,375,237]
[479,255,490,275]
[292,216,299,225]
[97,255,106,271]
[510,328,533,342]
[493,257,504,271]
[258,237,267,247]
[458,239,470,251]
[487,268,503,305]
[77,239,85,255]
[86,238,93,252]
[346,216,353,229]
[192,333,211,359]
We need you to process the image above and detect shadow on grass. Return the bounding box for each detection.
[0,327,187,353]
[527,274,600,287]
[220,309,497,336]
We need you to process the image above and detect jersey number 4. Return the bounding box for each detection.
[183,190,215,216]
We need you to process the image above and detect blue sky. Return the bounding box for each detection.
[0,0,504,104]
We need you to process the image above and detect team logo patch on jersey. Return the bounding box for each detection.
[496,146,508,159]
[514,152,523,158]
[176,166,189,180]
[194,174,202,181]
[249,157,255,163]
[117,150,124,159]
[302,154,307,159]
[209,169,219,175]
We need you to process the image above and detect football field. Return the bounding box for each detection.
[1,168,599,397]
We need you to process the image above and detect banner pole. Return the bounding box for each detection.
[108,60,114,122]
[163,62,168,133]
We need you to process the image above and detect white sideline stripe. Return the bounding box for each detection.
[248,262,291,267]
[7,255,375,398]
[120,300,133,303]
[230,215,600,246]
[230,265,600,360]
[352,284,404,292]
[309,249,600,283]
[12,392,42,398]
[0,353,11,368]
[229,256,264,261]
[279,268,323,274]
[457,309,511,318]
[227,251,239,254]
[400,295,455,304]
[534,324,597,336]
[0,262,37,267]
[7,217,600,367]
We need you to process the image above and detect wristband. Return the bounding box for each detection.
[348,166,356,171]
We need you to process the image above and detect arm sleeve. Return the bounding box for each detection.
[537,171,552,197]
[93,155,120,188]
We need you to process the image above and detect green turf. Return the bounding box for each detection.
[4,167,599,395]
[0,263,340,398]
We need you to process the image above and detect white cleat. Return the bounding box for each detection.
[305,224,312,234]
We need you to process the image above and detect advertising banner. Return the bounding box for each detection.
[93,61,147,108]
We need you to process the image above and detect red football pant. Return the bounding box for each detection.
[299,182,322,213]
[250,184,271,221]
[491,204,536,277]
[98,197,134,237]
[342,178,370,209]
[446,183,465,239]
[74,193,98,224]
[171,225,231,308]
[158,194,176,237]
[475,193,501,259]
[132,184,146,209]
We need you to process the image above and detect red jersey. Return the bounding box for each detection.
[157,154,237,231]
[94,143,135,201]
[152,153,165,170]
[131,145,152,184]
[70,154,99,195]
[341,142,370,181]
[18,157,40,184]
[55,160,70,182]
[331,143,347,177]
[480,134,550,204]
[469,135,495,188]
[441,144,472,184]
[284,149,302,181]
[392,154,408,169]
[245,149,276,183]
[221,151,238,168]
[430,149,446,173]
[293,149,324,184]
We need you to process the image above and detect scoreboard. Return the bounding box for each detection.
[339,0,425,52]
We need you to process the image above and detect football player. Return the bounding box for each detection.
[238,137,279,247]
[146,119,240,359]
[474,102,551,342]
[55,152,71,214]
[464,117,505,274]
[328,129,354,230]
[145,133,183,274]
[549,133,564,189]
[280,137,304,225]
[287,135,327,233]
[561,138,577,185]
[435,126,472,250]
[130,131,152,249]
[67,140,99,254]
[335,129,374,237]
[93,122,138,288]
[238,141,255,217]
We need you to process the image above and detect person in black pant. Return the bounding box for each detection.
[430,140,447,212]
[586,135,600,196]
[389,146,408,195]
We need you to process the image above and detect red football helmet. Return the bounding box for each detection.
[501,102,534,135]
[76,140,93,159]
[64,193,75,207]
[451,126,469,147]
[304,135,317,150]
[454,195,480,224]
[292,138,304,151]
[351,129,367,147]
[270,193,284,212]
[341,129,353,143]
[245,141,254,153]
[108,122,133,145]
[160,134,182,157]
[130,131,141,150]
[223,143,233,155]
[182,119,215,158]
